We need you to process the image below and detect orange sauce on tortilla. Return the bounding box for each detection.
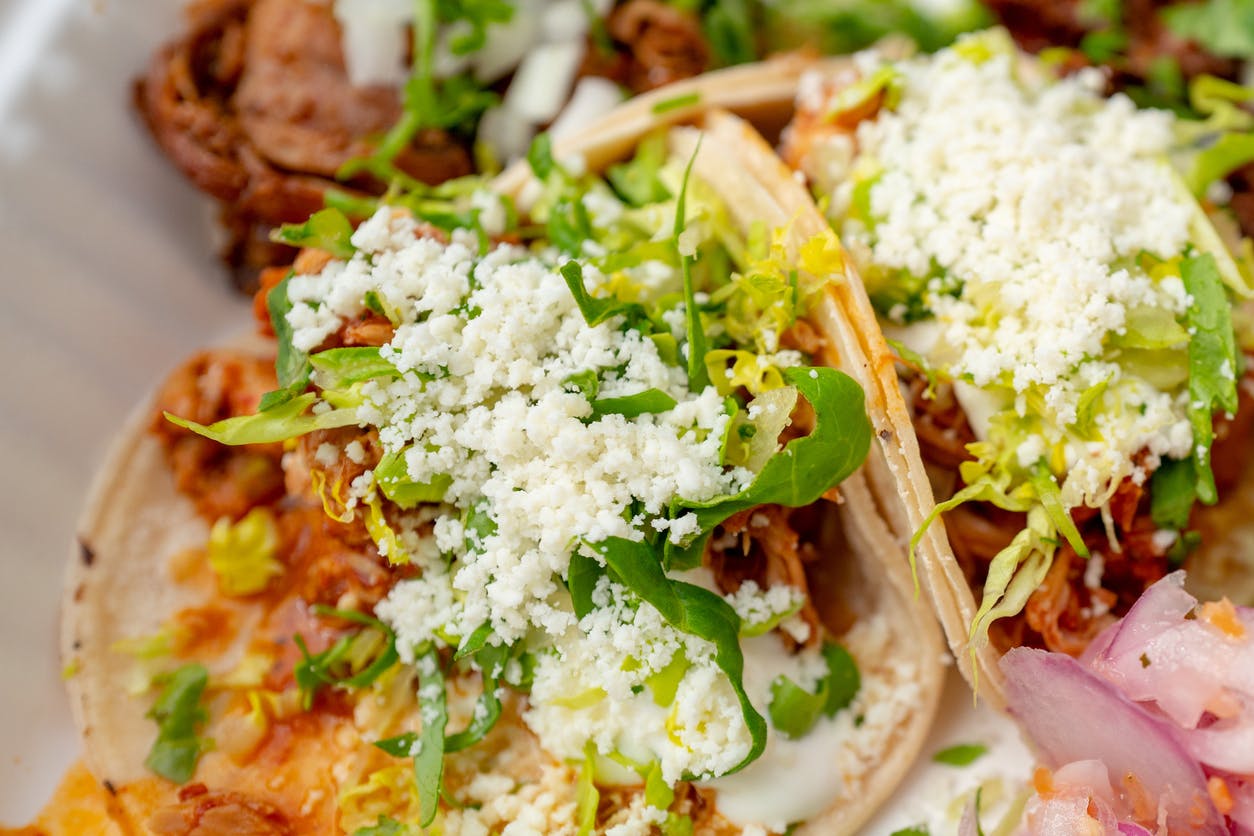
[0,761,128,835]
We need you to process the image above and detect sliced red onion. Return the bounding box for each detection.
[1186,712,1254,775]
[1228,775,1254,833]
[1117,823,1155,836]
[1095,571,1194,664]
[1001,648,1226,834]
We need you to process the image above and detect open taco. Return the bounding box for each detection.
[62,88,945,834]
[774,29,1254,708]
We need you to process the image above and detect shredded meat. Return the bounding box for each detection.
[906,378,1173,655]
[148,784,291,836]
[906,377,977,470]
[705,504,823,649]
[135,0,471,289]
[605,0,711,92]
[152,350,285,521]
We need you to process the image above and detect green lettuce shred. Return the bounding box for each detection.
[165,392,359,446]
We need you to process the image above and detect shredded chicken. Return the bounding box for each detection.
[605,0,711,92]
[705,504,823,649]
[151,350,285,521]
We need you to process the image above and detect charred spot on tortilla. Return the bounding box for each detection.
[78,538,95,567]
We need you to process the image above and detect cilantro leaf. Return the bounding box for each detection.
[590,536,768,777]
[666,367,872,569]
[144,663,210,784]
[1182,252,1239,503]
[560,261,648,327]
[932,742,988,766]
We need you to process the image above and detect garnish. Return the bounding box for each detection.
[165,392,359,445]
[144,663,210,784]
[932,742,989,766]
[767,643,860,739]
[1181,252,1239,503]
[207,507,282,596]
[666,367,872,569]
[272,208,357,260]
[591,536,767,776]
[374,646,447,828]
[294,607,400,710]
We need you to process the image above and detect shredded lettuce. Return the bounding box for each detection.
[969,506,1057,652]
[144,663,210,784]
[576,743,599,835]
[310,347,402,389]
[1028,462,1089,558]
[375,449,451,509]
[704,350,788,396]
[722,386,799,473]
[165,393,359,446]
[607,132,672,207]
[207,508,283,596]
[365,493,410,564]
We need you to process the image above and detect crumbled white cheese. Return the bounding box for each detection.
[806,37,1198,507]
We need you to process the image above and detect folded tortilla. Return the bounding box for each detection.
[62,67,944,834]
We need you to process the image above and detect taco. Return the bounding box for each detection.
[777,29,1254,706]
[62,91,944,834]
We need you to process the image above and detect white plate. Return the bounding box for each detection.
[0,1,1034,830]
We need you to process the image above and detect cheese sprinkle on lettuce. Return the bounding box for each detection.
[798,29,1241,646]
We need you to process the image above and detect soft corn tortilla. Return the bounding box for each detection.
[63,74,945,834]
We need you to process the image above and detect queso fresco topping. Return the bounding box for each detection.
[168,137,886,831]
[794,29,1244,648]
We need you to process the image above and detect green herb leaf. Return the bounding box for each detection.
[590,537,767,776]
[1163,0,1254,60]
[560,261,648,327]
[590,389,678,419]
[294,610,399,709]
[652,91,702,115]
[767,642,860,739]
[164,393,359,446]
[1188,132,1254,196]
[375,646,446,827]
[607,132,672,207]
[1150,456,1198,530]
[527,132,557,181]
[273,208,357,259]
[663,813,696,836]
[564,369,601,400]
[667,367,871,569]
[144,663,210,784]
[933,742,989,766]
[568,551,605,620]
[675,138,710,391]
[258,272,312,411]
[1182,252,1239,503]
[889,827,930,836]
[454,623,492,661]
[352,816,409,836]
